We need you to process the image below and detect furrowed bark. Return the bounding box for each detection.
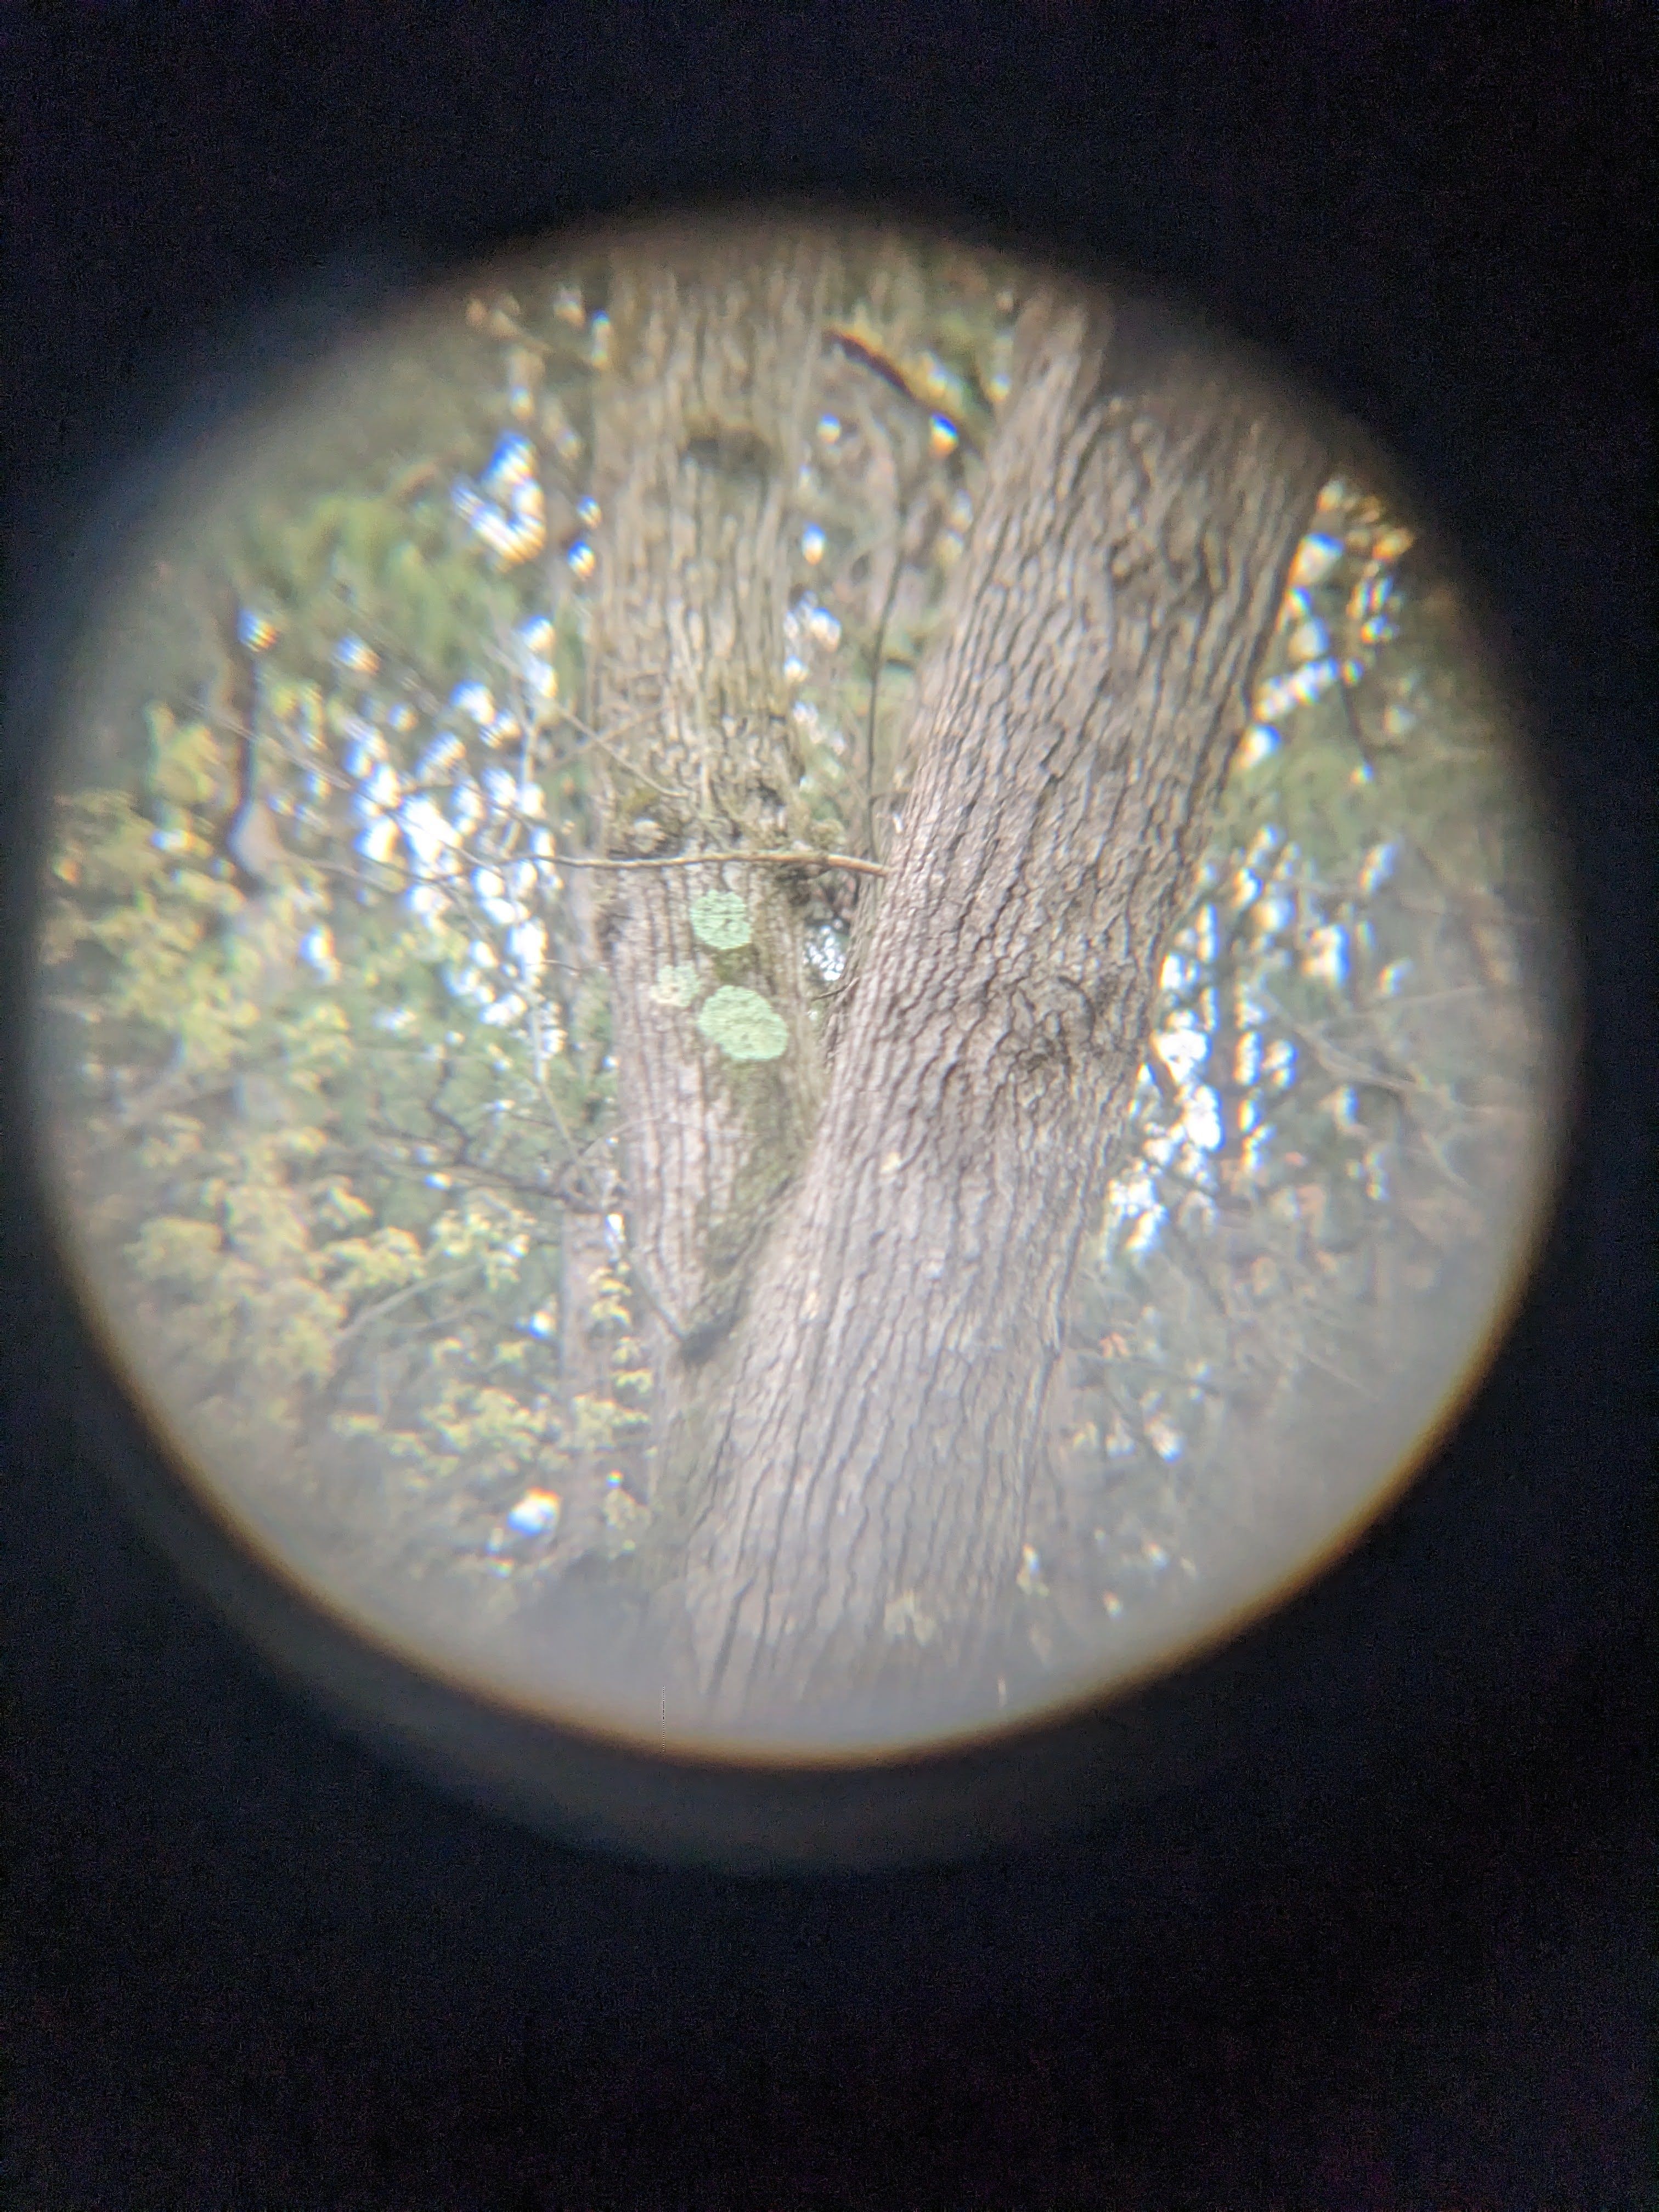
[586,228,838,1472]
[679,290,1330,1724]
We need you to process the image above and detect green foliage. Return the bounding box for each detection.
[1039,482,1551,1624]
[34,279,595,1578]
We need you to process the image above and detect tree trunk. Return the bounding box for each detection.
[586,229,836,1454]
[588,240,1329,1728]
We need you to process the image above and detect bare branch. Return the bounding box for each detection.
[553,847,889,878]
[334,1262,477,1352]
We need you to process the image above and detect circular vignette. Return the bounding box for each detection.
[6,198,1579,1866]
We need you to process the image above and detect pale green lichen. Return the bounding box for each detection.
[650,962,702,1008]
[696,985,788,1062]
[689,888,752,950]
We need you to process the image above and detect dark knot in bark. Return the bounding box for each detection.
[1006,972,1111,1080]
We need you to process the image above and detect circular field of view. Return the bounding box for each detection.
[29,213,1569,1762]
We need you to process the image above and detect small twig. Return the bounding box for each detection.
[544,701,664,764]
[519,1054,583,1163]
[334,1262,477,1352]
[1409,1122,1481,1198]
[1155,1218,1233,1321]
[1085,1348,1232,1401]
[826,326,983,456]
[1316,984,1495,1027]
[1255,988,1438,1102]
[1335,668,1380,777]
[1290,1336,1376,1400]
[619,1251,687,1347]
[1144,1037,1183,1109]
[363,1119,594,1211]
[264,725,357,792]
[423,1057,474,1164]
[864,496,911,857]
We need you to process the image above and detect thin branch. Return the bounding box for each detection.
[541,701,665,768]
[368,1079,614,1211]
[619,1251,687,1347]
[333,1262,478,1352]
[1081,1348,1232,1402]
[1289,1335,1377,1400]
[1255,986,1443,1102]
[1155,1217,1233,1319]
[110,1039,222,1130]
[296,821,891,904]
[369,1133,579,1210]
[1316,984,1497,1026]
[864,504,910,858]
[264,717,358,792]
[1144,1037,1183,1109]
[553,847,889,878]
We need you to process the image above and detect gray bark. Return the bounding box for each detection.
[586,238,1329,1728]
[679,291,1329,1724]
[586,229,836,1441]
